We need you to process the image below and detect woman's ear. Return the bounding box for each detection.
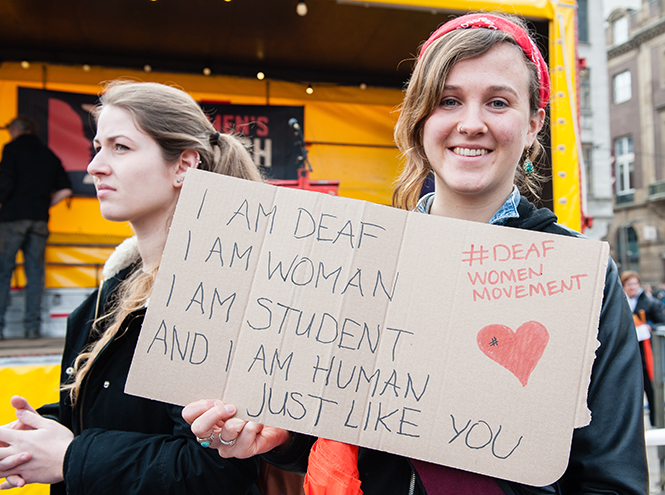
[174,150,200,188]
[526,108,545,147]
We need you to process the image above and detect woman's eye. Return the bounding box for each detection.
[114,143,129,151]
[490,100,508,109]
[440,98,457,107]
[93,147,101,155]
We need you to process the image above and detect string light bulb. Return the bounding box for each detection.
[296,1,308,16]
[203,67,211,76]
[257,72,265,80]
[306,84,314,95]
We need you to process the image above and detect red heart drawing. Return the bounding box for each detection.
[477,321,549,387]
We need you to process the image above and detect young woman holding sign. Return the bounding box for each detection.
[0,81,263,494]
[183,13,647,494]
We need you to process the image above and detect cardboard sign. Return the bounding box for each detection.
[125,169,608,486]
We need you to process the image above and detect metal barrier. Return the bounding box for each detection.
[650,325,665,490]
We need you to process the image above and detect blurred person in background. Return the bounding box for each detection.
[621,270,665,426]
[0,116,72,339]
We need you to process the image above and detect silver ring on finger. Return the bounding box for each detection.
[218,433,237,446]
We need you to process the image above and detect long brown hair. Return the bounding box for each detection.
[64,81,263,404]
[392,14,547,211]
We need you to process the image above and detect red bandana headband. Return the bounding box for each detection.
[419,14,551,109]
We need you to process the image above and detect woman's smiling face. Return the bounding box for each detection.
[423,42,544,207]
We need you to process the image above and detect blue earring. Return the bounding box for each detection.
[523,150,533,177]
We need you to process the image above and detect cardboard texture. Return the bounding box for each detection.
[125,169,609,486]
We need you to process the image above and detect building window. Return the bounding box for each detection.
[614,136,635,200]
[617,225,639,272]
[579,68,591,110]
[583,143,593,198]
[578,0,589,42]
[613,70,632,104]
[613,16,629,45]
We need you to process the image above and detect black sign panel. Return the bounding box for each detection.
[18,87,98,196]
[16,87,305,196]
[201,103,304,181]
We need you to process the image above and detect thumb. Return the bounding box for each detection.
[15,409,46,428]
[10,396,37,414]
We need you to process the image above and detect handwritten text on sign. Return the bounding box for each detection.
[125,169,607,486]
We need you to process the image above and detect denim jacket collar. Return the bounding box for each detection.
[415,185,521,225]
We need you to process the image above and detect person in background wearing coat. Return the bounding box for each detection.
[621,269,665,426]
[0,116,72,339]
[0,81,263,495]
[182,12,648,495]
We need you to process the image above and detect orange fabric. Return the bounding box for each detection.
[303,438,363,495]
[644,338,655,382]
[634,312,654,381]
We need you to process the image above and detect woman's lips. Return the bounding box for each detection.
[95,184,115,198]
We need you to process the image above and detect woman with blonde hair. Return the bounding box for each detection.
[0,81,263,494]
[184,12,646,494]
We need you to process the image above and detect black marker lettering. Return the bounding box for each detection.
[358,222,385,248]
[209,290,235,322]
[397,407,420,438]
[373,271,399,301]
[306,394,338,427]
[246,298,273,331]
[386,327,414,362]
[189,333,208,365]
[226,199,251,230]
[185,282,205,314]
[317,213,336,242]
[256,203,277,233]
[147,320,168,355]
[293,208,315,239]
[449,415,471,444]
[230,243,252,271]
[171,325,190,361]
[197,189,207,219]
[374,402,398,432]
[166,274,176,308]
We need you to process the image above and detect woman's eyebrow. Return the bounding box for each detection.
[442,84,519,97]
[94,134,132,144]
[487,85,518,96]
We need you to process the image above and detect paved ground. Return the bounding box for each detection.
[0,337,64,359]
[649,420,665,494]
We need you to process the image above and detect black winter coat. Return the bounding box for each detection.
[0,134,71,222]
[39,247,260,495]
[263,197,648,495]
[633,290,665,326]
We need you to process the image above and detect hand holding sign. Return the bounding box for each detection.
[183,399,291,458]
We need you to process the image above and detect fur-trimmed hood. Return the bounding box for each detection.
[102,236,140,280]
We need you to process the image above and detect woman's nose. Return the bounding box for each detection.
[87,150,110,176]
[457,106,488,136]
